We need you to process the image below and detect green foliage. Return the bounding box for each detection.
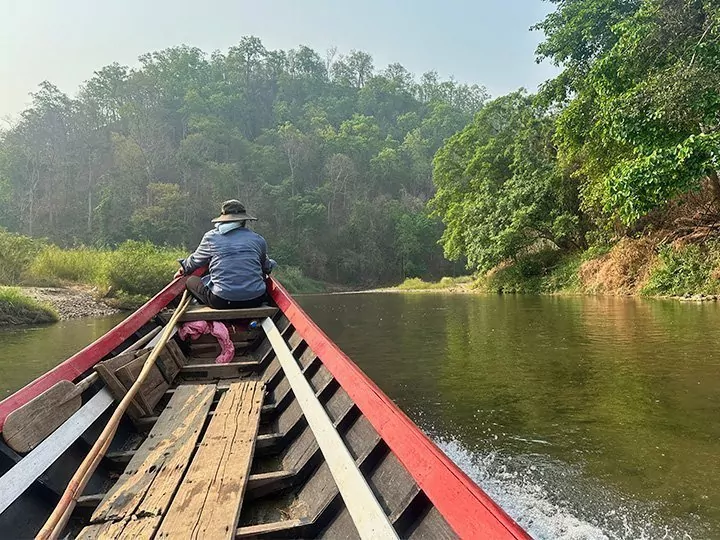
[107,241,184,297]
[273,266,326,294]
[27,247,111,286]
[0,39,484,287]
[0,229,46,285]
[477,250,581,294]
[541,0,720,224]
[431,92,586,272]
[396,276,473,290]
[0,287,58,326]
[642,244,720,296]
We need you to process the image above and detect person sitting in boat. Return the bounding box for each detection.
[174,200,276,309]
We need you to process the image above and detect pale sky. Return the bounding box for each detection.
[0,0,558,120]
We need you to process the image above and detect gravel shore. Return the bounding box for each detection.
[21,287,121,320]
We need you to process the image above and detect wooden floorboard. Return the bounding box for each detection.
[156,380,264,540]
[80,384,215,537]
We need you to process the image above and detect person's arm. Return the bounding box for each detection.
[178,233,214,275]
[260,238,277,275]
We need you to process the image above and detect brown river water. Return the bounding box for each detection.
[1,293,718,539]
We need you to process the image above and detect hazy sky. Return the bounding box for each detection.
[0,0,558,119]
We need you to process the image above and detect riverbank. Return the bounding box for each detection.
[21,286,120,319]
[393,237,720,300]
[0,287,58,326]
[0,286,119,326]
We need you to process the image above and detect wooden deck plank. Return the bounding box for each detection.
[261,319,398,540]
[156,380,264,540]
[88,384,216,525]
[179,306,277,322]
[0,388,113,515]
[77,516,160,539]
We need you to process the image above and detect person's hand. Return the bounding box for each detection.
[173,267,184,279]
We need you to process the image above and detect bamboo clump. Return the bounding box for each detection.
[36,291,192,540]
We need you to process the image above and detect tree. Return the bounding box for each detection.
[431,92,586,271]
[540,0,720,224]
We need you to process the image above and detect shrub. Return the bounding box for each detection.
[107,241,184,297]
[0,229,45,285]
[642,243,720,296]
[0,287,58,325]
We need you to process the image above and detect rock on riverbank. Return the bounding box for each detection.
[21,287,121,320]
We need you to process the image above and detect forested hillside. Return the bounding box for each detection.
[0,38,485,285]
[430,0,720,296]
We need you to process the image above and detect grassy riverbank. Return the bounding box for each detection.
[0,229,328,312]
[0,287,58,326]
[395,238,720,299]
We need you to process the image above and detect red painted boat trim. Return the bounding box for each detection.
[269,278,529,539]
[0,277,187,433]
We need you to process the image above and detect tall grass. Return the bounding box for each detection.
[27,246,112,287]
[0,229,326,302]
[0,287,58,325]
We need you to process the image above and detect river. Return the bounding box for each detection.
[1,293,718,539]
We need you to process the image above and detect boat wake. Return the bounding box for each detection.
[435,437,700,540]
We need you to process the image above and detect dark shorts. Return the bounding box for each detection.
[185,275,269,309]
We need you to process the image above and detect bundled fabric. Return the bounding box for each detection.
[178,321,235,364]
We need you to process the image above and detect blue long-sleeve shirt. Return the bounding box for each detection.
[180,227,276,301]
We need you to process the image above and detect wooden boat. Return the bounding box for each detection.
[0,276,529,539]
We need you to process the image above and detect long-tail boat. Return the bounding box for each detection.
[0,276,529,539]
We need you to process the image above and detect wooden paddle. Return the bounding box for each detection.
[1,325,162,454]
[3,375,97,453]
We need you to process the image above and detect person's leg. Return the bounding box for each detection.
[185,275,215,306]
[218,290,270,309]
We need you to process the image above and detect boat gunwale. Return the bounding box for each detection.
[267,277,530,539]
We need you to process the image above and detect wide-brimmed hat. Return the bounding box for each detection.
[211,200,257,223]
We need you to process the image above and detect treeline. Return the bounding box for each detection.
[431,0,720,275]
[0,38,484,285]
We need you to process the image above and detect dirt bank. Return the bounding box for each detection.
[21,287,121,320]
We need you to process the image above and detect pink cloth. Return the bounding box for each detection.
[179,321,235,364]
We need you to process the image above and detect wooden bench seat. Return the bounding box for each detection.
[178,306,278,322]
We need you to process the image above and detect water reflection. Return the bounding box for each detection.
[0,315,125,397]
[300,293,720,538]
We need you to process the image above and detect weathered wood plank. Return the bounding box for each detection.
[114,352,170,413]
[180,361,259,379]
[179,306,277,322]
[2,380,81,453]
[78,516,160,539]
[156,380,264,540]
[261,319,398,540]
[88,384,215,526]
[95,359,149,419]
[0,388,113,515]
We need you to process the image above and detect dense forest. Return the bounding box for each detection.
[0,39,484,285]
[2,0,719,292]
[432,0,720,284]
